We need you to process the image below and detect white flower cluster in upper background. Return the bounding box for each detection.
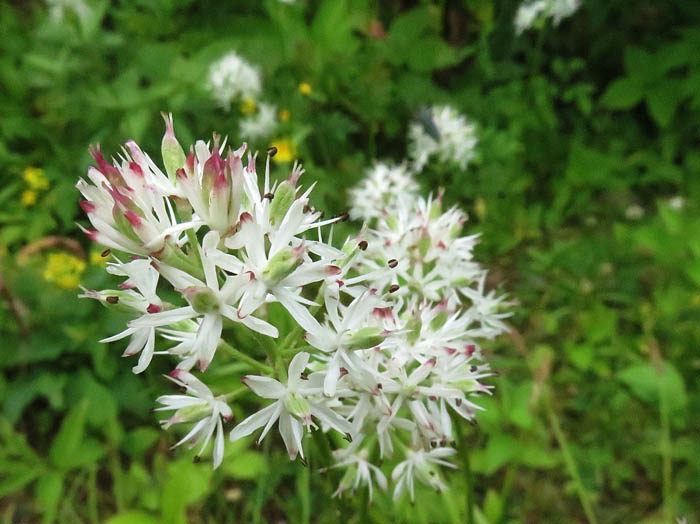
[207,52,280,142]
[78,109,509,503]
[408,105,478,172]
[514,0,582,34]
[208,52,262,110]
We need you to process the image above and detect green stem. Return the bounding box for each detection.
[659,364,673,521]
[185,228,203,268]
[222,386,249,403]
[299,465,311,524]
[544,392,598,524]
[253,437,271,524]
[219,341,274,374]
[452,415,474,524]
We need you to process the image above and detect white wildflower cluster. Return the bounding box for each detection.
[45,0,89,22]
[208,52,262,110]
[514,0,581,34]
[207,53,279,142]
[408,105,478,172]
[78,113,509,503]
[240,102,278,141]
[348,162,418,223]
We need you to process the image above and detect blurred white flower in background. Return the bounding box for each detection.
[514,0,582,34]
[46,0,89,21]
[239,103,278,140]
[208,52,262,110]
[408,105,478,172]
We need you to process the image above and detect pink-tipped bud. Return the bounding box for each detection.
[90,146,119,177]
[83,228,99,242]
[185,152,195,174]
[325,265,341,276]
[129,162,144,177]
[80,200,96,214]
[147,303,162,314]
[124,210,143,228]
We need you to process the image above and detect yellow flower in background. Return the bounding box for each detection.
[299,82,312,95]
[270,138,295,163]
[43,252,86,289]
[23,167,49,190]
[240,97,257,114]
[21,190,38,207]
[279,109,291,121]
[90,250,108,266]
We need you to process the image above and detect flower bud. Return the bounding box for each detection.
[429,309,448,331]
[405,316,422,344]
[161,113,186,183]
[344,326,386,350]
[80,289,149,314]
[269,180,296,226]
[169,402,212,425]
[182,286,219,313]
[284,393,312,421]
[261,247,303,286]
[417,229,431,258]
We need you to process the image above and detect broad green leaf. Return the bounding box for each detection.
[221,450,266,480]
[49,398,89,470]
[618,362,687,415]
[645,82,680,127]
[600,77,644,109]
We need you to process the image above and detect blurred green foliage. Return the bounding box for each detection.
[1,0,699,522]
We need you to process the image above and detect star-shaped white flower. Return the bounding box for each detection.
[230,352,353,459]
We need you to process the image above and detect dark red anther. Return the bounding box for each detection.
[358,240,368,250]
[387,259,398,268]
[388,284,400,293]
[147,303,162,314]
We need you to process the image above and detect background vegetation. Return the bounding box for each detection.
[1,0,699,522]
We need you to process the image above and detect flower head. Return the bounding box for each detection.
[409,105,478,171]
[208,52,262,110]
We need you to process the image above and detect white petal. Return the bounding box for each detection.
[242,376,285,399]
[230,402,280,441]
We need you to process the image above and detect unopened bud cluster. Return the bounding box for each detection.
[78,113,510,502]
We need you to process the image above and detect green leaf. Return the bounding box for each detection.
[221,451,266,480]
[103,511,161,524]
[645,82,679,127]
[35,471,63,524]
[49,399,89,470]
[0,468,39,498]
[618,362,687,415]
[600,77,644,109]
[161,459,213,524]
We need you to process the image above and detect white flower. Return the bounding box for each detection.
[331,437,387,500]
[156,370,232,469]
[408,105,478,171]
[240,103,278,140]
[127,231,278,373]
[46,0,89,22]
[514,0,581,34]
[208,52,262,110]
[230,352,353,459]
[391,447,457,501]
[348,162,419,223]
